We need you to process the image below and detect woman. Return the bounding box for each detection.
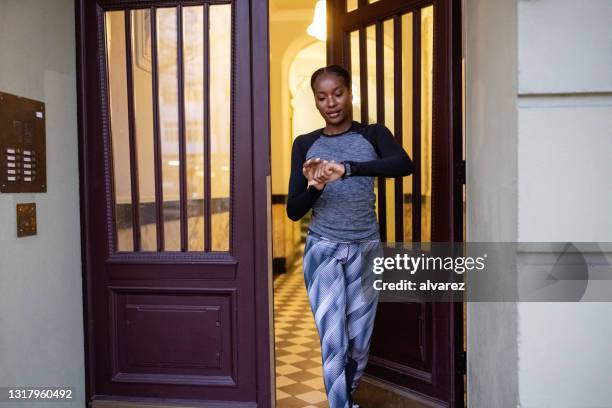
[286,65,414,408]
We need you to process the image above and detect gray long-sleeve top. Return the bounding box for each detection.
[286,121,414,241]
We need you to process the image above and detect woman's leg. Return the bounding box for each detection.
[344,240,383,397]
[303,235,352,408]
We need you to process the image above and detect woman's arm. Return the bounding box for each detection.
[345,124,414,177]
[286,136,325,221]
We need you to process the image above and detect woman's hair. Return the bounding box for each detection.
[310,65,352,91]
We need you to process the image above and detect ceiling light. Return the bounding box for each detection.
[307,0,326,42]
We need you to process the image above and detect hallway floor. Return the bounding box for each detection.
[273,252,329,408]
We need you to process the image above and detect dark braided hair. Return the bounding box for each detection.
[310,65,352,92]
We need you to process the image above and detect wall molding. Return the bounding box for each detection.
[518,92,612,108]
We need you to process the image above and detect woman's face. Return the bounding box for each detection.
[312,73,352,126]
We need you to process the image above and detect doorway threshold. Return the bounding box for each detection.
[91,395,258,408]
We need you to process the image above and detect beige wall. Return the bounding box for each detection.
[516,0,612,406]
[0,0,85,406]
[270,16,317,195]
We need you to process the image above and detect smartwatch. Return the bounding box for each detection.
[341,161,352,180]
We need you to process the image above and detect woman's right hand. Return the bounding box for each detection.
[303,158,327,190]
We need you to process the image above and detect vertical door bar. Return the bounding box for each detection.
[358,27,368,124]
[375,21,384,123]
[177,6,188,251]
[150,6,164,252]
[124,10,141,251]
[375,21,386,241]
[326,0,345,64]
[342,31,351,71]
[346,31,352,80]
[203,3,211,252]
[412,8,422,242]
[393,14,404,242]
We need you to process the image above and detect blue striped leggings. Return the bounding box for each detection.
[302,229,383,408]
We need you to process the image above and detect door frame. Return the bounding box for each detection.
[75,0,273,406]
[251,0,275,406]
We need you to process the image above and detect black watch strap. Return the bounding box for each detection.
[342,161,352,179]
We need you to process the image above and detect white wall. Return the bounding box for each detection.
[0,1,84,407]
[464,0,520,405]
[517,0,612,406]
[468,0,612,406]
[518,0,612,95]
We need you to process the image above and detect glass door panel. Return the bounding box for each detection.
[420,5,433,243]
[104,4,232,254]
[106,11,134,251]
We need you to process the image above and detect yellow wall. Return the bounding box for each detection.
[270,17,315,195]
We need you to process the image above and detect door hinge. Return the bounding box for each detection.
[455,160,466,185]
[456,350,467,374]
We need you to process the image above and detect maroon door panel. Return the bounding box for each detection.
[327,0,464,406]
[76,0,272,406]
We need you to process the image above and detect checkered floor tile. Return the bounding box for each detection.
[274,250,329,408]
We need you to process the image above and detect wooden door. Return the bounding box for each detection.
[327,0,464,406]
[76,0,272,406]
